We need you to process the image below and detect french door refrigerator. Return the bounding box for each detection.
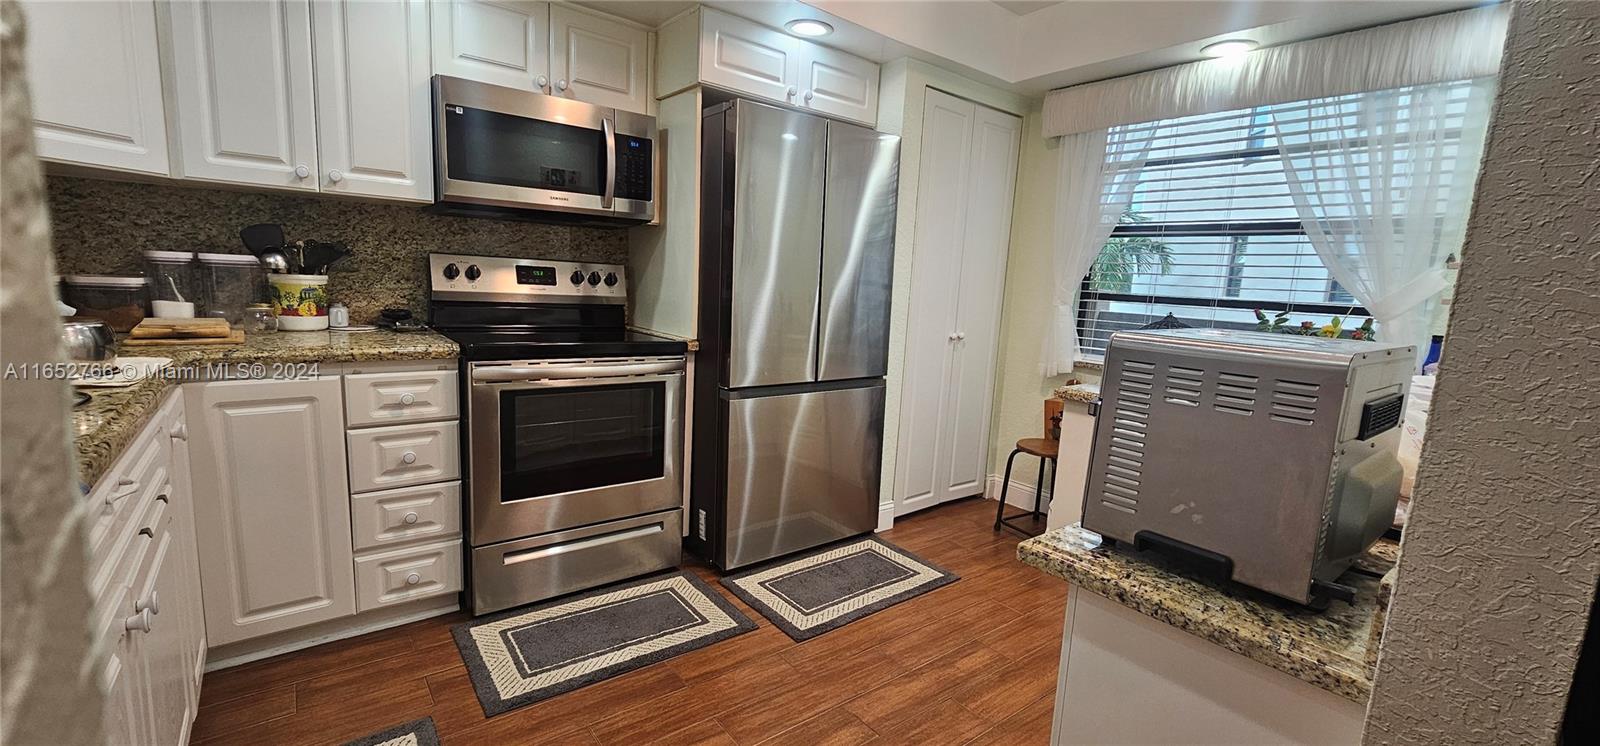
[690,99,901,570]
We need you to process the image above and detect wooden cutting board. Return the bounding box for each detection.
[123,328,245,346]
[129,318,233,338]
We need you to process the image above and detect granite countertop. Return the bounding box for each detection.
[1053,382,1100,404]
[1018,524,1399,703]
[74,329,458,490]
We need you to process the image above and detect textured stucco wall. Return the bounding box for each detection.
[0,1,104,742]
[1363,1,1600,742]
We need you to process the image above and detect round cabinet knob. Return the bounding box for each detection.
[137,591,160,616]
[405,572,422,586]
[401,451,418,465]
[464,264,482,281]
[948,332,959,341]
[295,164,310,179]
[327,169,344,183]
[399,392,416,405]
[536,74,549,89]
[169,423,187,441]
[804,90,814,102]
[442,263,460,280]
[603,272,618,287]
[125,609,153,633]
[956,332,966,340]
[556,79,568,92]
[570,270,585,285]
[403,512,420,525]
[787,86,797,98]
[587,271,602,286]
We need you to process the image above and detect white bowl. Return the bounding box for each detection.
[150,300,196,318]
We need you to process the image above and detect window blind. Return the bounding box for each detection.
[1075,81,1477,360]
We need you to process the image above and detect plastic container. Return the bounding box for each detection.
[61,275,148,332]
[197,252,267,325]
[268,274,330,331]
[143,250,197,315]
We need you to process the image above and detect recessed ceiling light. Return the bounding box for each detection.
[1201,39,1259,58]
[786,19,833,37]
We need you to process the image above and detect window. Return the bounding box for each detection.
[1075,82,1477,359]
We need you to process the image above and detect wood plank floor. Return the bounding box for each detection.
[191,498,1068,746]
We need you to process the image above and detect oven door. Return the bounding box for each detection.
[434,75,615,217]
[467,357,684,547]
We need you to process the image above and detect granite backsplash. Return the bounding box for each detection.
[46,176,629,323]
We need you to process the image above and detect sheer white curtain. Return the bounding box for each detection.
[1270,78,1495,363]
[1043,123,1160,375]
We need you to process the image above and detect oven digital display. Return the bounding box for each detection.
[515,265,557,286]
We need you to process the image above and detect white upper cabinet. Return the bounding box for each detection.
[796,43,879,126]
[430,0,551,92]
[311,0,434,202]
[697,8,801,106]
[550,3,650,114]
[22,0,170,175]
[163,0,320,190]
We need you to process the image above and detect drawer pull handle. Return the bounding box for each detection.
[502,522,664,566]
[403,512,420,525]
[405,572,422,586]
[125,609,153,633]
[170,423,187,441]
[105,479,140,506]
[156,487,170,504]
[136,591,160,616]
[399,393,416,405]
[138,527,154,538]
[401,451,417,465]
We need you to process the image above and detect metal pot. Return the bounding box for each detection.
[61,319,117,362]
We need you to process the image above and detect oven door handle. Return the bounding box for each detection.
[602,116,616,210]
[472,359,684,383]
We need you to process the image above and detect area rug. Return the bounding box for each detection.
[721,536,959,641]
[342,717,439,746]
[452,571,756,717]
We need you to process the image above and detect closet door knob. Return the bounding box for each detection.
[399,393,416,405]
[136,591,160,616]
[170,423,187,441]
[403,512,420,525]
[405,572,422,586]
[295,164,310,179]
[125,610,153,633]
[327,169,344,183]
[948,332,958,341]
[401,451,417,465]
[956,332,966,340]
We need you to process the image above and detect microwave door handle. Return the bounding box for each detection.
[473,359,684,383]
[602,117,616,210]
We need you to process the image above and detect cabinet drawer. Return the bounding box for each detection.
[343,369,458,427]
[354,539,463,612]
[87,422,170,594]
[350,481,462,553]
[347,421,461,493]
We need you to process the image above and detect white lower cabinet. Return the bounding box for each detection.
[354,539,465,612]
[186,377,357,646]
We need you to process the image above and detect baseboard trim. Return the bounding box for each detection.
[876,502,895,532]
[985,474,1054,511]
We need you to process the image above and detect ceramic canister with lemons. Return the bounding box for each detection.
[268,274,330,331]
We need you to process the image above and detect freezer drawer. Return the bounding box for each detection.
[470,509,681,614]
[720,381,884,569]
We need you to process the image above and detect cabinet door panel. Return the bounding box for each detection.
[187,378,354,646]
[798,44,879,126]
[699,8,798,104]
[164,0,319,190]
[312,0,433,201]
[430,0,549,92]
[22,0,170,174]
[550,4,650,113]
[137,518,193,746]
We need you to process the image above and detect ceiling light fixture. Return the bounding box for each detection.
[1200,39,1259,58]
[785,19,833,37]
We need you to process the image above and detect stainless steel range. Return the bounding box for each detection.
[428,253,687,615]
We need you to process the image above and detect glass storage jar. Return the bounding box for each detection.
[243,304,278,333]
[143,250,197,318]
[61,275,148,332]
[197,252,267,325]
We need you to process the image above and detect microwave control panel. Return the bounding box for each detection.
[614,135,653,202]
[429,253,625,303]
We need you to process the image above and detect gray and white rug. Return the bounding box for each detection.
[721,536,959,641]
[452,571,756,716]
[342,717,439,746]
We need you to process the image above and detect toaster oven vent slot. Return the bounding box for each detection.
[1099,499,1137,515]
[1270,379,1320,424]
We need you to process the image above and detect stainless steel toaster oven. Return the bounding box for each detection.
[1082,329,1415,607]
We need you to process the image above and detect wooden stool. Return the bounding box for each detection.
[995,436,1058,538]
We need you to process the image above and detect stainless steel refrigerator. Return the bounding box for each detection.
[690,99,900,570]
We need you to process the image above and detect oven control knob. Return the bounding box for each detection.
[603,272,619,287]
[464,264,482,282]
[442,263,460,280]
[587,271,602,286]
[570,270,584,285]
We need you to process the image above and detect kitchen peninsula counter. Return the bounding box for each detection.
[1018,524,1399,744]
[73,329,457,488]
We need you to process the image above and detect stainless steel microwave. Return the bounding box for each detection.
[432,75,656,224]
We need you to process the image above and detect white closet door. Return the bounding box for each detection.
[312,0,434,202]
[895,90,975,516]
[941,104,1021,504]
[164,0,319,190]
